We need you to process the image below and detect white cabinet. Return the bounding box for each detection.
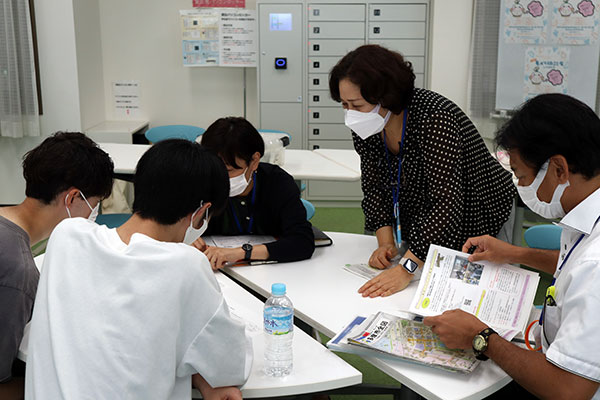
[258,0,430,203]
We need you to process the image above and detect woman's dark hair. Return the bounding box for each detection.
[201,117,265,169]
[329,44,415,113]
[22,131,114,204]
[496,93,600,179]
[132,139,229,224]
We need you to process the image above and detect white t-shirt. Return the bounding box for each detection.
[25,218,252,400]
[542,188,600,399]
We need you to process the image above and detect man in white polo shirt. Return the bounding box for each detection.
[424,94,600,399]
[26,139,252,399]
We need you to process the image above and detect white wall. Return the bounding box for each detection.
[73,0,106,130]
[429,0,473,111]
[0,0,84,204]
[98,0,258,128]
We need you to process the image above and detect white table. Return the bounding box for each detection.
[19,256,361,399]
[282,149,360,181]
[222,232,512,400]
[314,148,361,175]
[98,143,361,182]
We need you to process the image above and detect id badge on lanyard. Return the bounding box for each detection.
[394,202,402,246]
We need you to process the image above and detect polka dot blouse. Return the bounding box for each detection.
[353,88,517,261]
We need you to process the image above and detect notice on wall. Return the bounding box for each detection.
[112,81,141,118]
[180,9,256,67]
[504,0,549,44]
[551,0,600,44]
[193,0,245,7]
[523,46,570,100]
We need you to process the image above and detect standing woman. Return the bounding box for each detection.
[329,45,516,297]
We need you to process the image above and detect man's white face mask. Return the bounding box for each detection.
[344,104,391,140]
[183,204,209,245]
[516,160,570,219]
[65,192,99,222]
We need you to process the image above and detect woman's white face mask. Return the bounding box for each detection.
[229,167,250,197]
[344,104,391,140]
[516,160,570,219]
[183,205,209,245]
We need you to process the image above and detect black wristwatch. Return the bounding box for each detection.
[242,243,253,261]
[472,327,497,361]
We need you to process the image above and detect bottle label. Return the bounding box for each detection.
[264,307,293,335]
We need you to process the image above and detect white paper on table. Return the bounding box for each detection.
[409,245,540,334]
[203,235,276,248]
[342,263,384,280]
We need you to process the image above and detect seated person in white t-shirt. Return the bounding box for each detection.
[25,139,252,400]
[423,94,600,399]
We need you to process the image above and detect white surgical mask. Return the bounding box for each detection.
[516,160,570,219]
[65,192,99,222]
[183,206,209,245]
[229,168,251,197]
[344,104,391,140]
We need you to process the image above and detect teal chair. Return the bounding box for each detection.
[145,125,205,143]
[96,213,131,229]
[524,224,562,250]
[301,199,315,220]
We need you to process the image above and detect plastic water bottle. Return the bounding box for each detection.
[263,283,293,377]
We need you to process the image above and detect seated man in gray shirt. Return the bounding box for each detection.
[0,132,113,395]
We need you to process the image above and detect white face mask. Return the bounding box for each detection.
[183,206,209,245]
[516,160,570,219]
[229,167,251,197]
[65,192,99,222]
[344,104,391,140]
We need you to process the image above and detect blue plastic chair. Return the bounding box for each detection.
[96,213,131,229]
[145,125,205,143]
[301,198,315,220]
[524,224,562,250]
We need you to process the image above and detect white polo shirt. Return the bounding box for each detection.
[542,187,600,398]
[25,218,252,400]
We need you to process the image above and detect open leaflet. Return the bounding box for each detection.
[327,312,479,373]
[409,245,540,340]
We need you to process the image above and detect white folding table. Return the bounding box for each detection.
[221,232,514,400]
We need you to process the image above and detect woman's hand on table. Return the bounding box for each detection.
[368,244,399,270]
[204,246,244,270]
[358,265,413,297]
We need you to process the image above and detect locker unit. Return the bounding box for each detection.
[257,0,431,203]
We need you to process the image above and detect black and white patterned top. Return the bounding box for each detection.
[354,88,516,261]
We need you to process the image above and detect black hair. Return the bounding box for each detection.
[201,117,265,169]
[496,93,600,179]
[329,44,415,114]
[132,139,229,225]
[22,131,114,204]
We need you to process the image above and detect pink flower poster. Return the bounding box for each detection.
[551,0,600,44]
[524,46,570,100]
[504,0,549,43]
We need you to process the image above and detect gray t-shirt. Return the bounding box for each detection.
[0,215,39,382]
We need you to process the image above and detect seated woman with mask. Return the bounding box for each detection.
[193,117,315,269]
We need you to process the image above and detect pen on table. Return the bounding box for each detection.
[248,260,278,266]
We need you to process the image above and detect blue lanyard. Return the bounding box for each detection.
[382,110,408,219]
[230,174,257,234]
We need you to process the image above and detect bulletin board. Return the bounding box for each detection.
[180,9,257,67]
[495,0,600,110]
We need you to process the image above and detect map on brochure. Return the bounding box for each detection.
[329,312,479,373]
[409,245,540,337]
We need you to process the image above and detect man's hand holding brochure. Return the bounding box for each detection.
[328,244,540,373]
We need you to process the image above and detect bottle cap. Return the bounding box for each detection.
[271,283,286,295]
